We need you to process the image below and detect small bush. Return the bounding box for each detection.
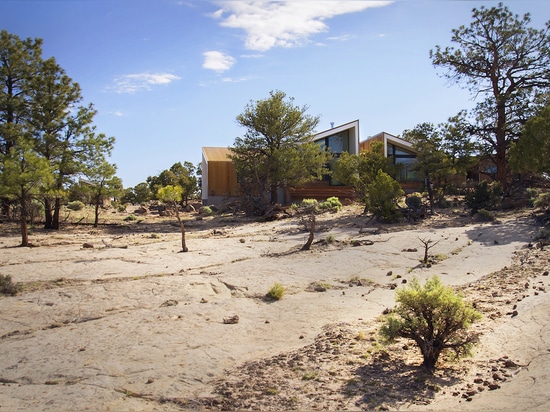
[301,198,318,208]
[366,170,404,222]
[319,196,342,212]
[67,201,85,211]
[266,283,285,300]
[0,274,20,296]
[199,206,213,215]
[405,193,423,211]
[465,181,502,213]
[380,276,481,370]
[533,192,550,210]
[123,214,137,221]
[476,208,495,221]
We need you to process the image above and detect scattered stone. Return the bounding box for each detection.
[239,238,246,243]
[82,243,94,249]
[223,315,239,324]
[160,300,178,307]
[388,283,397,290]
[402,248,418,252]
[402,279,407,284]
[386,270,393,276]
[200,298,208,303]
[543,271,549,276]
[511,310,518,317]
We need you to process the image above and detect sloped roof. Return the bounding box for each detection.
[202,147,234,162]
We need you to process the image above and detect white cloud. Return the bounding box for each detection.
[212,0,393,51]
[109,73,181,94]
[203,50,236,72]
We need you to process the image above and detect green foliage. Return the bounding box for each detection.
[66,200,85,211]
[231,90,331,206]
[157,185,183,204]
[365,170,404,222]
[199,205,213,215]
[147,162,198,203]
[121,183,153,205]
[405,192,423,211]
[533,192,550,210]
[266,283,285,300]
[476,208,495,221]
[123,214,137,222]
[510,104,550,175]
[403,123,454,212]
[0,274,20,296]
[301,198,318,207]
[318,196,342,212]
[333,141,393,201]
[465,181,502,213]
[380,276,481,369]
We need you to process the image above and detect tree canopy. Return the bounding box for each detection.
[0,30,117,242]
[510,103,550,175]
[231,90,331,208]
[430,3,550,190]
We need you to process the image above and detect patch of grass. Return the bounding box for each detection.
[265,387,279,395]
[0,274,20,296]
[266,283,285,300]
[124,214,137,221]
[325,234,336,243]
[301,371,319,381]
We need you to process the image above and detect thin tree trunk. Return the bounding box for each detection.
[20,197,29,247]
[174,202,188,252]
[94,196,100,228]
[44,197,54,229]
[52,197,61,230]
[301,212,315,251]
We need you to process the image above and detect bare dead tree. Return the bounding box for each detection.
[301,208,316,251]
[418,237,440,264]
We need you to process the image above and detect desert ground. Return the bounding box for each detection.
[0,204,549,411]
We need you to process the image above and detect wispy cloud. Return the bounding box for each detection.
[211,0,393,51]
[108,73,181,94]
[202,51,236,72]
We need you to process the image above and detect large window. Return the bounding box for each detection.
[316,130,350,185]
[387,143,421,182]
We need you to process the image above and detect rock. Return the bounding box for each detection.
[223,315,239,324]
[82,243,94,249]
[386,270,393,276]
[160,299,178,307]
[239,238,246,243]
[134,206,148,215]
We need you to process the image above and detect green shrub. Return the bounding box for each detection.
[67,201,85,211]
[476,208,495,221]
[366,170,404,222]
[266,283,285,300]
[319,196,342,212]
[465,181,502,213]
[301,198,318,208]
[123,214,137,221]
[0,274,20,296]
[405,192,423,211]
[380,276,481,370]
[200,206,213,215]
[533,192,550,210]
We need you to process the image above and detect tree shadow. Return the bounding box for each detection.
[463,216,537,246]
[344,353,463,409]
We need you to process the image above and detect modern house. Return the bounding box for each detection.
[201,121,420,205]
[201,147,239,205]
[359,132,422,192]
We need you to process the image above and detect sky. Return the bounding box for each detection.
[1,0,548,188]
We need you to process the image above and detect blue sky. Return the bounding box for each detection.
[2,0,548,188]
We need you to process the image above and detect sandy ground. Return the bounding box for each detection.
[0,205,549,411]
